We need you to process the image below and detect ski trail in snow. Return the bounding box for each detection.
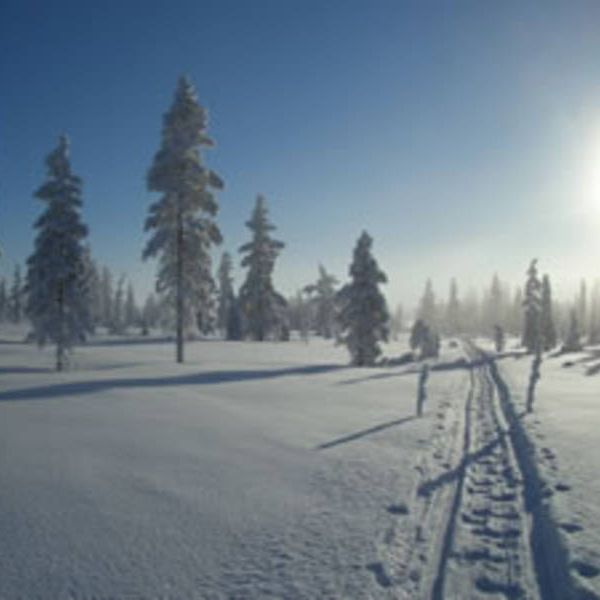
[436,343,539,599]
[373,341,583,599]
[371,361,471,598]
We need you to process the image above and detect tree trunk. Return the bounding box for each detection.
[176,209,184,364]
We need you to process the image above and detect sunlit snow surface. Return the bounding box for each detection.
[0,328,598,598]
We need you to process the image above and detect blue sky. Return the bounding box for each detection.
[2,0,600,308]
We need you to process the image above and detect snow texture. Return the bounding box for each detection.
[0,328,598,599]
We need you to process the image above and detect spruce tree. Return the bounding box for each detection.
[141,293,160,333]
[562,309,582,352]
[588,281,600,344]
[510,287,523,335]
[390,303,404,340]
[217,251,235,336]
[143,76,223,362]
[111,276,125,334]
[410,318,428,352]
[238,195,286,341]
[577,279,587,338]
[540,274,557,351]
[9,265,23,323]
[125,282,138,329]
[522,259,542,353]
[25,135,91,370]
[0,278,6,321]
[445,278,460,334]
[84,250,102,330]
[418,279,436,327]
[100,266,113,330]
[304,264,338,339]
[484,273,504,331]
[336,231,389,366]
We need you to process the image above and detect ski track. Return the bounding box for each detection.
[372,341,589,599]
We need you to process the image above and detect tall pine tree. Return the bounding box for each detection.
[143,76,223,362]
[304,264,338,339]
[238,195,286,341]
[336,232,389,366]
[540,274,557,351]
[217,252,235,336]
[0,278,6,322]
[522,259,542,353]
[418,279,436,328]
[445,277,461,334]
[26,136,91,370]
[9,265,23,323]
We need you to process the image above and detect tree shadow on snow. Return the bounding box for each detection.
[0,366,53,375]
[315,415,416,450]
[84,336,174,347]
[0,364,346,403]
[338,357,487,386]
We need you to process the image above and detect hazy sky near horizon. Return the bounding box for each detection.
[2,0,600,308]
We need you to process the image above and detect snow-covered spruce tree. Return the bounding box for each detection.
[0,278,6,321]
[522,259,542,353]
[562,309,582,353]
[540,274,557,351]
[494,324,505,353]
[577,279,587,338]
[418,278,436,328]
[390,303,404,340]
[125,282,138,330]
[217,251,235,336]
[510,286,523,335]
[143,76,223,362]
[482,273,505,333]
[9,265,23,323]
[226,297,243,341]
[336,231,389,366]
[445,278,460,335]
[110,275,125,334]
[588,281,600,344]
[83,250,102,330]
[25,135,92,371]
[410,318,428,353]
[99,266,113,330]
[304,264,338,339]
[238,195,286,341]
[196,278,217,335]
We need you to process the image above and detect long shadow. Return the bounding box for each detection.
[417,435,503,497]
[338,368,420,386]
[0,364,345,403]
[315,415,416,450]
[0,366,52,375]
[338,357,487,386]
[84,336,174,347]
[0,339,28,346]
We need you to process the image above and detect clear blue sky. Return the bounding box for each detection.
[2,0,600,308]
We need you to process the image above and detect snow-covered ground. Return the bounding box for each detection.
[0,329,598,598]
[497,347,600,599]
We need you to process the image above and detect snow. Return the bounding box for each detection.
[497,348,600,598]
[0,330,598,598]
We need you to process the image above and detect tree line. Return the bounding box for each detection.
[4,76,598,369]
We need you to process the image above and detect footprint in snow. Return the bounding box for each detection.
[387,503,409,516]
[366,562,392,588]
[560,522,583,534]
[572,561,600,579]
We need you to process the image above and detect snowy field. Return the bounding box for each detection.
[0,329,599,599]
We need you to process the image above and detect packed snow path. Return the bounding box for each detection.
[376,342,584,599]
